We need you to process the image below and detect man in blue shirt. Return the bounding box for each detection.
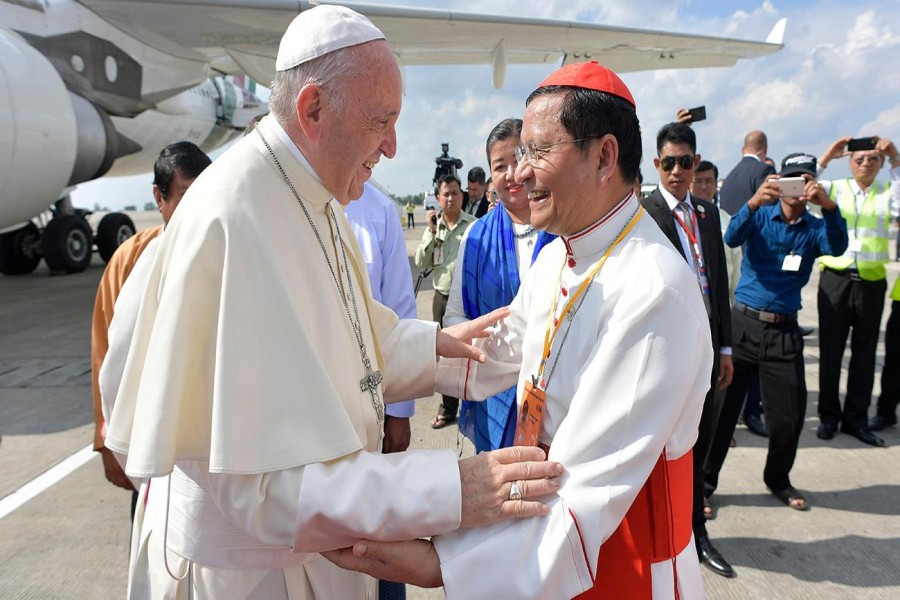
[706,153,848,512]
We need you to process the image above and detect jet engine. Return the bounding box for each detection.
[0,28,136,274]
[0,27,78,230]
[0,27,139,229]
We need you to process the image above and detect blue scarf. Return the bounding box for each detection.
[458,208,555,452]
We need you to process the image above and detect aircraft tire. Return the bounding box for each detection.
[96,212,136,263]
[0,222,42,276]
[42,215,93,274]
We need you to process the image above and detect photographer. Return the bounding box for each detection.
[710,153,848,512]
[816,136,900,446]
[414,174,476,428]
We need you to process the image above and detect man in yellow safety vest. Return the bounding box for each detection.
[815,136,900,447]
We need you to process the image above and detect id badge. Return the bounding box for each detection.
[782,253,802,272]
[514,378,546,447]
[433,242,443,266]
[848,239,864,253]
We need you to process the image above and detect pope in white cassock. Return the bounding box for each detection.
[102,6,563,599]
[326,63,714,599]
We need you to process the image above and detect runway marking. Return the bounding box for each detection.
[0,443,96,520]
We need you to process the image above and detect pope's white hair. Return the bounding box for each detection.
[268,45,365,125]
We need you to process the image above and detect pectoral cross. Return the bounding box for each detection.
[360,361,385,427]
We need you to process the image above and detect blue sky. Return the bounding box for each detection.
[72,0,900,210]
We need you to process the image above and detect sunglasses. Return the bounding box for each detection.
[659,155,695,172]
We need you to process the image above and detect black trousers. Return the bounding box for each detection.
[706,308,806,493]
[877,300,900,420]
[817,269,886,430]
[742,376,762,420]
[692,367,721,538]
[433,291,458,416]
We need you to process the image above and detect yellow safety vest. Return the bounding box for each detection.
[891,277,900,301]
[819,178,892,280]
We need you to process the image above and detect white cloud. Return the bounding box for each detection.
[859,105,900,137]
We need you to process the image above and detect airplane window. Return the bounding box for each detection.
[105,56,118,83]
[71,55,85,73]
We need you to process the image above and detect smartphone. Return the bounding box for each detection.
[847,137,877,152]
[687,106,707,123]
[776,177,807,197]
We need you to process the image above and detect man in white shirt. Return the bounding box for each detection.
[343,183,417,600]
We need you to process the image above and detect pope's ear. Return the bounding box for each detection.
[295,84,325,141]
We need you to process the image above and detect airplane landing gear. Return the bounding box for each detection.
[0,222,42,275]
[42,214,93,273]
[96,212,135,263]
[0,193,136,275]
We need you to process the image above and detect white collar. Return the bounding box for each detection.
[270,118,324,186]
[743,153,762,161]
[561,192,638,259]
[658,186,693,213]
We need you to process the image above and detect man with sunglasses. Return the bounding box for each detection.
[815,136,900,446]
[642,121,736,578]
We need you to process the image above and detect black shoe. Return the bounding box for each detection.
[696,535,736,578]
[840,425,886,447]
[744,414,768,437]
[798,325,815,336]
[817,422,837,440]
[869,415,897,432]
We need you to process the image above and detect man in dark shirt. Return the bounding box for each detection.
[463,167,490,218]
[707,153,848,512]
[719,131,777,216]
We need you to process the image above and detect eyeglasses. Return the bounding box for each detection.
[659,155,696,172]
[515,138,598,165]
[854,155,881,165]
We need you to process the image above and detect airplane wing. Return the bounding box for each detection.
[81,0,785,88]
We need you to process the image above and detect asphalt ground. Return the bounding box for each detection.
[0,210,897,599]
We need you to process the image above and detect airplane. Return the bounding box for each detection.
[0,0,786,276]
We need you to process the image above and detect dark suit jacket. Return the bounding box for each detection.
[641,190,733,377]
[719,156,776,216]
[461,192,489,217]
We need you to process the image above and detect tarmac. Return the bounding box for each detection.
[0,210,898,599]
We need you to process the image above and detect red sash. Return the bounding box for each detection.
[576,450,693,599]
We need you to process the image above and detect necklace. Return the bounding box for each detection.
[513,225,537,239]
[256,129,385,430]
[541,207,642,389]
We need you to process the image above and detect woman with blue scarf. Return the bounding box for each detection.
[443,118,555,452]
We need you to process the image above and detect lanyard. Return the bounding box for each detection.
[537,209,644,384]
[672,206,704,269]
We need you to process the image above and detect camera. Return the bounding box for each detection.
[847,137,877,152]
[430,215,438,226]
[433,142,463,185]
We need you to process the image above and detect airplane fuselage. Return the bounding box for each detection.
[0,0,264,232]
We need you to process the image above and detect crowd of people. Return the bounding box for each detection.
[88,5,899,599]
